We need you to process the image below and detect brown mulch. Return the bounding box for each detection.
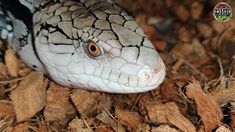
[0,0,235,131]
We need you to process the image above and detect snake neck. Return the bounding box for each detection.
[0,1,14,61]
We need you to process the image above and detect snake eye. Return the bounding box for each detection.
[87,40,101,57]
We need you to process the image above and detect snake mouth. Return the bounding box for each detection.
[104,66,166,93]
[96,65,166,93]
[47,61,166,93]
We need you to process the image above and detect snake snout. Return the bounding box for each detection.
[137,64,165,89]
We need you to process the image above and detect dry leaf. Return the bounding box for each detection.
[10,72,48,122]
[4,49,18,77]
[186,80,223,132]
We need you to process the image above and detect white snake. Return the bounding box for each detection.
[0,0,165,93]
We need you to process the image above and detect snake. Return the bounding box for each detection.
[0,0,165,93]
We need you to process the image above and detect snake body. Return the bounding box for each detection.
[0,0,165,93]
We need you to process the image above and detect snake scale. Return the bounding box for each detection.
[0,0,165,93]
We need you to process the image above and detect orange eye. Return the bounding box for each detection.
[87,41,101,57]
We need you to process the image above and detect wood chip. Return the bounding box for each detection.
[0,101,15,120]
[160,79,180,102]
[0,41,3,49]
[0,63,8,79]
[159,78,189,116]
[154,41,167,51]
[68,117,93,132]
[178,27,192,42]
[146,102,196,132]
[95,126,114,132]
[70,90,101,117]
[196,23,213,38]
[191,2,204,20]
[175,5,189,22]
[152,125,179,132]
[211,81,235,105]
[18,67,32,78]
[4,49,18,77]
[96,111,125,132]
[0,85,6,98]
[10,72,48,122]
[7,122,30,132]
[137,16,158,43]
[97,93,112,113]
[44,82,76,128]
[186,80,223,132]
[138,93,154,112]
[165,0,173,8]
[172,43,194,58]
[115,108,143,131]
[230,101,235,128]
[230,109,235,128]
[218,29,235,59]
[212,20,226,34]
[191,39,206,58]
[0,101,15,131]
[215,126,231,132]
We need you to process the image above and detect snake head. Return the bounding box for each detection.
[34,1,165,93]
[71,2,166,93]
[78,29,166,93]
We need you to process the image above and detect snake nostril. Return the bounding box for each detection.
[138,66,164,82]
[154,66,163,74]
[138,67,153,82]
[143,72,151,81]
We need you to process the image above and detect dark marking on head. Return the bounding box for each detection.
[32,65,38,68]
[2,0,33,30]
